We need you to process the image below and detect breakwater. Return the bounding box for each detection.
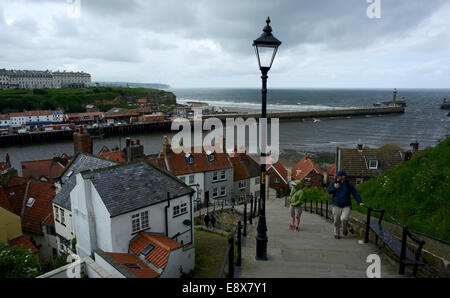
[0,106,404,147]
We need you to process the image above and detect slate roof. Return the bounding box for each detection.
[338,144,404,178]
[52,153,119,210]
[85,161,193,217]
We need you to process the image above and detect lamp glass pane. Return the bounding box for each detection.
[256,44,277,68]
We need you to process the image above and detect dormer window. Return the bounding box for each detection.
[368,159,378,169]
[26,197,36,207]
[185,153,194,165]
[206,150,215,162]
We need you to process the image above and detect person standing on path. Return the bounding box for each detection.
[289,181,304,232]
[328,170,364,239]
[204,213,210,228]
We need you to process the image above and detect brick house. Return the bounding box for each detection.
[291,156,324,188]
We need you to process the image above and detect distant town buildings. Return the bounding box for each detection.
[0,69,91,90]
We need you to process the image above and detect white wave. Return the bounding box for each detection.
[177,97,360,111]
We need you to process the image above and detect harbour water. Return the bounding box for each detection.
[1,88,449,171]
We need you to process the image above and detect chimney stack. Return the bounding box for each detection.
[161,136,171,157]
[74,127,93,155]
[357,144,363,151]
[125,139,145,162]
[5,153,10,168]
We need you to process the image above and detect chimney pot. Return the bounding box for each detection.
[131,140,135,146]
[137,139,140,145]
[357,144,363,151]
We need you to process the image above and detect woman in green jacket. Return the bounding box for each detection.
[289,182,304,232]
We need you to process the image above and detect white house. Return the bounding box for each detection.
[9,112,26,128]
[71,161,195,278]
[52,153,119,255]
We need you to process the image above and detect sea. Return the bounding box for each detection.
[1,88,449,171]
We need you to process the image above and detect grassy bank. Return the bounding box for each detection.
[0,87,173,114]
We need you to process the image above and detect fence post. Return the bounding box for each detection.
[364,207,372,243]
[326,200,329,220]
[243,202,247,237]
[236,221,242,267]
[227,236,234,278]
[319,200,322,217]
[399,225,408,275]
[310,200,313,213]
[249,195,253,224]
[315,200,318,214]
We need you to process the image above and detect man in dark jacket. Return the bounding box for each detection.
[327,170,364,239]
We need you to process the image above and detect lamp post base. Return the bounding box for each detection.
[255,234,268,261]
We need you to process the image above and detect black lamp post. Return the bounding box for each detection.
[253,17,281,261]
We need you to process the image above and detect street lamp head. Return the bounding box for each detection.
[253,17,282,70]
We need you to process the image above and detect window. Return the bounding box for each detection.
[213,171,218,181]
[255,177,260,185]
[54,207,60,221]
[239,180,246,190]
[274,177,280,183]
[189,175,195,185]
[213,188,218,198]
[60,209,65,225]
[304,178,311,185]
[255,191,260,198]
[220,186,226,196]
[47,225,56,236]
[26,197,36,207]
[180,203,187,213]
[206,151,215,162]
[185,153,194,165]
[369,160,378,169]
[220,170,226,180]
[239,194,244,202]
[173,205,180,216]
[141,211,149,229]
[179,176,186,184]
[132,213,141,233]
[59,241,65,253]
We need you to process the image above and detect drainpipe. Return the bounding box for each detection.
[165,192,171,237]
[189,192,193,246]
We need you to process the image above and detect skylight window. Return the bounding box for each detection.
[66,170,74,177]
[26,197,36,207]
[125,263,142,269]
[141,244,155,256]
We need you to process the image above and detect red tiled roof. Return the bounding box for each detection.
[66,112,104,118]
[97,151,125,163]
[0,114,10,120]
[21,159,66,180]
[147,156,168,171]
[230,156,251,181]
[129,232,181,270]
[168,146,232,175]
[8,235,39,254]
[268,161,288,184]
[0,180,55,234]
[9,112,25,117]
[327,164,336,176]
[104,252,159,278]
[24,110,51,117]
[292,156,323,181]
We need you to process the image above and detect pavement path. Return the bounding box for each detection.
[237,197,403,278]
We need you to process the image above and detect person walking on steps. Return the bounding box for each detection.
[328,170,364,239]
[289,181,304,232]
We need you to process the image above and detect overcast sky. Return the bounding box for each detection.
[1,0,449,88]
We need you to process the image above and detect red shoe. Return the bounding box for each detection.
[294,227,299,232]
[288,225,295,230]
